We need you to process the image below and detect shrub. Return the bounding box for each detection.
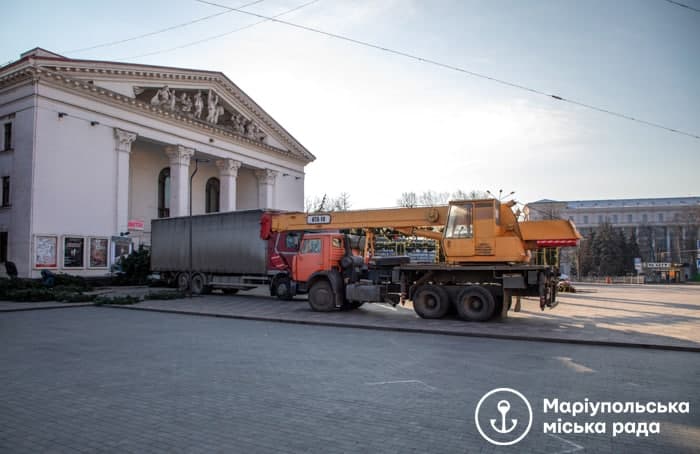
[52,274,92,291]
[1,288,56,302]
[144,290,186,300]
[55,292,96,303]
[93,295,141,305]
[114,247,151,285]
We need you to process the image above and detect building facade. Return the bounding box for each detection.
[525,197,700,277]
[0,48,314,278]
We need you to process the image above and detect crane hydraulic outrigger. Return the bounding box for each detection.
[261,198,580,321]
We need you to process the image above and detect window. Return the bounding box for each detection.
[205,177,220,213]
[285,232,300,250]
[301,238,321,254]
[658,213,663,222]
[627,214,633,223]
[583,215,588,224]
[445,204,473,239]
[612,214,618,224]
[474,202,494,221]
[158,168,170,218]
[3,123,11,151]
[642,214,648,223]
[1,176,9,207]
[598,215,603,224]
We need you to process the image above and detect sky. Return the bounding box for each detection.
[2,0,699,209]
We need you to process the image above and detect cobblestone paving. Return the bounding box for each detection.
[1,308,698,453]
[102,283,700,351]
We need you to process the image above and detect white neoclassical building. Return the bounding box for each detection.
[0,48,314,278]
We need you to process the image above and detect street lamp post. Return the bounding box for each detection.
[187,157,209,297]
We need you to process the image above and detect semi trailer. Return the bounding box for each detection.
[151,199,581,321]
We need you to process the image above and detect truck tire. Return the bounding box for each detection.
[308,280,337,312]
[190,273,207,295]
[177,272,190,291]
[272,275,293,300]
[413,284,450,319]
[455,286,495,321]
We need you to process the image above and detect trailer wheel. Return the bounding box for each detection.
[176,272,190,291]
[190,273,207,295]
[413,285,450,319]
[308,280,337,312]
[455,286,495,321]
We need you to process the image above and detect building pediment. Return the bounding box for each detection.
[0,49,314,163]
[133,86,268,144]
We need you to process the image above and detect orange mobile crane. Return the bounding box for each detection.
[262,198,580,321]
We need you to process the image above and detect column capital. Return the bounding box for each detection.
[114,128,137,153]
[216,159,242,177]
[255,168,278,185]
[165,144,195,166]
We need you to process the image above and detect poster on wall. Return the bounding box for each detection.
[111,236,132,267]
[34,235,58,268]
[88,237,109,268]
[63,237,85,268]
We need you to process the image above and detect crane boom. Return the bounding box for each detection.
[270,206,448,231]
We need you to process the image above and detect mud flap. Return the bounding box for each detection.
[326,269,346,308]
[539,272,558,310]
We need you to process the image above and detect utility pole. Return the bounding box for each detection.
[187,157,209,297]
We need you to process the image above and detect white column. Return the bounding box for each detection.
[164,145,195,217]
[114,128,137,233]
[255,169,278,209]
[216,159,241,212]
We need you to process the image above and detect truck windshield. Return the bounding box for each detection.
[445,204,473,238]
[301,238,322,254]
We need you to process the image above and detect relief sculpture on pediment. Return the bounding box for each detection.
[136,86,267,143]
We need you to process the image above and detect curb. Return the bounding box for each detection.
[102,305,700,353]
[0,303,93,313]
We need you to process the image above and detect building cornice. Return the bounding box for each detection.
[0,57,315,163]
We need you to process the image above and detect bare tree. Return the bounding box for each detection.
[306,193,351,212]
[333,192,351,211]
[305,194,328,212]
[419,190,450,206]
[397,192,418,208]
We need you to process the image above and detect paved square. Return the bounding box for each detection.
[1,307,699,453]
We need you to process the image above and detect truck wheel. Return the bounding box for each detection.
[177,272,190,291]
[413,285,450,319]
[308,280,337,312]
[272,276,293,300]
[455,286,495,321]
[190,274,207,295]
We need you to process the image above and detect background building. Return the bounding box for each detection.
[0,48,314,278]
[525,197,700,278]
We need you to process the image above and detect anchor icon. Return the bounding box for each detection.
[490,400,518,434]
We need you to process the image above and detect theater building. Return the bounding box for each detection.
[0,48,314,278]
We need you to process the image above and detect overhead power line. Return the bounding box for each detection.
[121,0,320,60]
[196,0,700,140]
[63,0,266,54]
[662,0,700,13]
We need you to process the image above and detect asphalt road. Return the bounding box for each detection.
[1,307,698,453]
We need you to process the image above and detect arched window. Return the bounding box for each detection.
[205,177,220,213]
[158,168,170,218]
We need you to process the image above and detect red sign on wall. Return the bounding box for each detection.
[128,220,145,231]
